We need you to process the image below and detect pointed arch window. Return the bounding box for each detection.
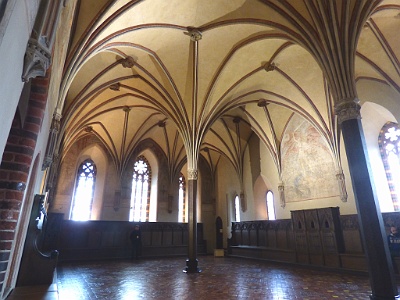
[379,122,400,211]
[70,159,96,221]
[266,190,276,220]
[178,173,186,222]
[130,155,151,222]
[234,195,240,222]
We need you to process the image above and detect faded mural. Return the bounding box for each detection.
[281,115,338,202]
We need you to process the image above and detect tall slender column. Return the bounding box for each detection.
[336,98,399,300]
[184,168,200,273]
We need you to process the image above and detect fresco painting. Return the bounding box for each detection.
[281,115,339,202]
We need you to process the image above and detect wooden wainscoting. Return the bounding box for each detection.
[43,215,207,262]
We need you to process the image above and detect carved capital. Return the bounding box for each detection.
[120,56,135,68]
[188,169,198,180]
[42,113,61,170]
[336,171,348,202]
[335,98,361,124]
[264,61,276,72]
[184,28,202,41]
[278,182,286,208]
[22,38,51,82]
[110,83,121,91]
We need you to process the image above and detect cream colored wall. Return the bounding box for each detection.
[98,161,120,220]
[51,144,108,219]
[361,102,398,212]
[215,157,240,247]
[228,120,356,221]
[0,0,39,161]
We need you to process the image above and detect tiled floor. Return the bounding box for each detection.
[52,256,400,300]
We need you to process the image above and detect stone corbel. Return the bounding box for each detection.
[42,113,61,170]
[336,171,348,202]
[22,38,51,82]
[278,182,286,208]
[240,192,246,212]
[22,0,64,82]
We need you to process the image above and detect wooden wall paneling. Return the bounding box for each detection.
[305,209,324,266]
[291,210,310,264]
[267,221,277,248]
[249,222,258,246]
[242,222,250,245]
[258,222,267,247]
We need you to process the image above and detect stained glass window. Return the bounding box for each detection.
[379,122,400,211]
[178,173,186,222]
[130,155,151,221]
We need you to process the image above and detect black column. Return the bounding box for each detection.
[184,178,200,273]
[341,118,399,299]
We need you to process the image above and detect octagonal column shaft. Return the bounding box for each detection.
[184,168,200,273]
[337,99,399,299]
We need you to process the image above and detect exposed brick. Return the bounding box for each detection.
[0,210,19,221]
[19,138,36,149]
[5,135,20,145]
[9,172,28,182]
[14,154,32,165]
[0,221,16,231]
[0,199,22,209]
[0,231,14,241]
[0,251,10,261]
[19,130,38,142]
[1,153,14,163]
[0,172,9,181]
[23,122,41,134]
[25,115,42,126]
[4,145,34,156]
[30,84,47,94]
[30,99,47,110]
[0,262,8,272]
[0,241,12,251]
[0,270,5,281]
[1,162,30,173]
[27,106,45,119]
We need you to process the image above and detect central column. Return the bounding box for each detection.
[336,98,399,300]
[184,168,200,273]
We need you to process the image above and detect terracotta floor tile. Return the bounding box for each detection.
[55,256,400,299]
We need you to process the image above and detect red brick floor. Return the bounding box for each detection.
[56,256,400,299]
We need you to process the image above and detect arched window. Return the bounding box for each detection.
[130,155,151,222]
[379,122,400,211]
[178,173,186,222]
[70,159,96,221]
[266,190,276,220]
[234,195,240,222]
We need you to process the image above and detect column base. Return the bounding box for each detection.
[369,294,400,299]
[183,258,201,273]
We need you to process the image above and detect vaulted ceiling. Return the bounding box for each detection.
[57,0,400,180]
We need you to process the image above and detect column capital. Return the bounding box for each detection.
[184,28,202,41]
[187,169,198,180]
[334,97,361,124]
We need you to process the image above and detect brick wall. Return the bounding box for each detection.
[0,76,49,291]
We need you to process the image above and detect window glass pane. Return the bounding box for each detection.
[379,122,400,211]
[234,195,240,222]
[70,160,96,221]
[130,156,151,222]
[266,191,276,220]
[178,174,185,222]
